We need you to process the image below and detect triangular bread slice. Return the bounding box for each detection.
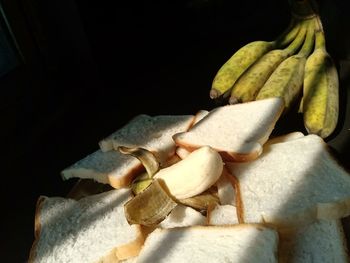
[213,133,305,209]
[210,133,307,225]
[99,114,194,165]
[227,134,350,228]
[62,114,194,188]
[61,150,143,188]
[135,225,279,263]
[99,114,150,152]
[28,189,144,263]
[175,110,209,159]
[173,98,284,162]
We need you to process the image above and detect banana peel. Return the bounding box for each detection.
[124,179,177,226]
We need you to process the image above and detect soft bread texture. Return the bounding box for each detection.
[264,131,305,147]
[99,114,194,165]
[135,225,279,263]
[216,170,236,206]
[173,98,284,162]
[29,189,144,263]
[206,205,349,262]
[208,205,239,225]
[62,114,194,188]
[61,150,143,188]
[175,110,209,159]
[227,134,350,228]
[279,220,349,263]
[192,109,209,126]
[99,114,149,152]
[158,205,206,228]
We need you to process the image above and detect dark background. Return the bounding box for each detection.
[1,0,349,262]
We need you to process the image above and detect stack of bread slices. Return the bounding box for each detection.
[29,98,350,263]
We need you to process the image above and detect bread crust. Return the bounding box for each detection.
[28,194,146,263]
[94,225,145,262]
[173,141,262,162]
[191,110,209,127]
[116,226,145,260]
[28,196,47,263]
[224,168,244,224]
[108,163,144,189]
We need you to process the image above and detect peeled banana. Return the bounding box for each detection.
[256,19,316,110]
[228,21,308,104]
[209,19,301,99]
[119,145,223,199]
[302,29,339,138]
[154,146,223,199]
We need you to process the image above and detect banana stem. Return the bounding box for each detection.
[284,20,308,56]
[289,0,317,19]
[274,19,301,47]
[298,19,315,57]
[314,30,326,51]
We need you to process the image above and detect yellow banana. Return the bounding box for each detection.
[302,29,339,138]
[228,20,309,104]
[256,19,316,110]
[209,20,301,99]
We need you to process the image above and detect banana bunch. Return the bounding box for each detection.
[209,1,339,139]
[300,26,339,138]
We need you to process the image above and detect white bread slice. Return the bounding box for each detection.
[135,225,279,263]
[216,169,236,206]
[99,114,194,165]
[279,219,349,263]
[158,205,206,228]
[207,205,239,225]
[173,98,284,162]
[206,206,349,262]
[61,150,143,188]
[175,110,209,159]
[154,110,207,162]
[227,134,350,228]
[62,114,194,188]
[264,131,304,147]
[28,189,144,263]
[192,109,209,125]
[99,114,150,152]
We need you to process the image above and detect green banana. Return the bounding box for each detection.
[228,20,308,104]
[209,19,302,99]
[256,19,316,110]
[302,29,339,138]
